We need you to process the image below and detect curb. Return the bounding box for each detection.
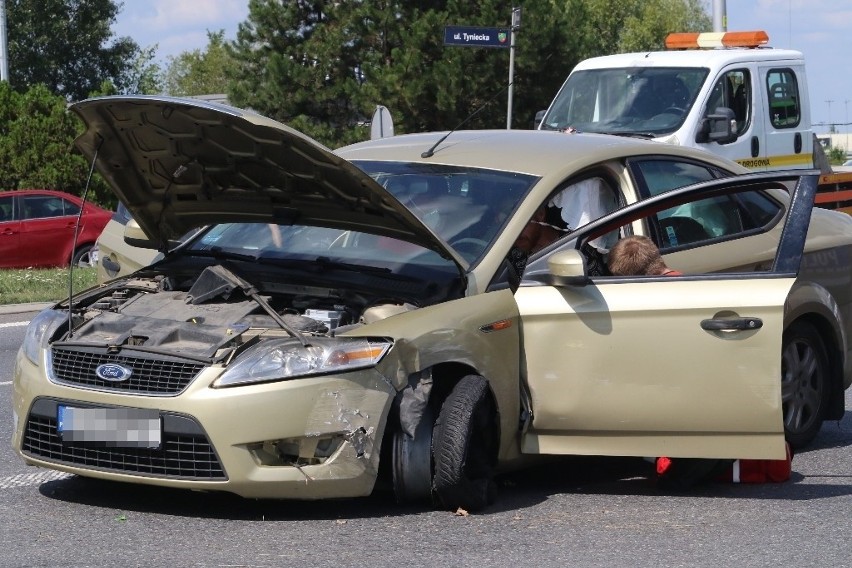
[0,302,54,316]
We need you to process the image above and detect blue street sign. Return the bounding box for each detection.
[444,26,511,48]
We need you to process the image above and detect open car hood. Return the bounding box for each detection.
[71,96,465,267]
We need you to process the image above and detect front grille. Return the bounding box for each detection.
[22,400,226,480]
[50,346,206,395]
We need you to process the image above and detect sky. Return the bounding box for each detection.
[112,0,852,134]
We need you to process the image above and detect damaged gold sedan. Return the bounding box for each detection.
[12,96,850,511]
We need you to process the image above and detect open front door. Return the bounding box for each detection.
[517,173,817,461]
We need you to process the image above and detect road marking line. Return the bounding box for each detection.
[0,470,72,490]
[0,321,29,329]
[0,381,11,386]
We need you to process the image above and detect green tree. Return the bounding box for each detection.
[162,30,234,96]
[227,0,711,146]
[118,44,164,95]
[6,0,140,100]
[357,0,589,133]
[0,83,112,205]
[828,145,845,164]
[229,0,370,146]
[579,0,711,56]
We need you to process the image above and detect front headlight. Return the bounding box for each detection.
[22,309,66,366]
[213,337,392,388]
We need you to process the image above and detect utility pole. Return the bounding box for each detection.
[826,99,834,134]
[0,0,9,82]
[506,7,520,129]
[712,0,727,32]
[846,100,850,157]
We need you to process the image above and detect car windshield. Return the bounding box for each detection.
[353,160,539,264]
[541,67,708,136]
[184,162,537,273]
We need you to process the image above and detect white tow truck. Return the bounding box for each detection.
[537,30,852,213]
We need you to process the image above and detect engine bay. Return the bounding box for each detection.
[56,263,421,364]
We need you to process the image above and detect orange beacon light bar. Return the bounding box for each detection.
[665,30,770,49]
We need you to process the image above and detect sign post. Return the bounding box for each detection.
[443,8,519,128]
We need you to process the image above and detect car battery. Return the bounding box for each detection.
[304,309,348,330]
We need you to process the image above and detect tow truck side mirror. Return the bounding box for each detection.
[533,110,546,130]
[696,107,737,145]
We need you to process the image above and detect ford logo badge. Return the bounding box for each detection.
[95,363,133,382]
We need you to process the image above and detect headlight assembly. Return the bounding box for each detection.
[21,309,66,366]
[213,337,392,387]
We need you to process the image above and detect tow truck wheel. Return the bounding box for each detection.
[781,321,830,449]
[431,375,498,511]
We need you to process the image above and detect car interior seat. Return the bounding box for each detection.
[731,83,748,129]
[658,216,711,248]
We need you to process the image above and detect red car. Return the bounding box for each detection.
[0,189,113,268]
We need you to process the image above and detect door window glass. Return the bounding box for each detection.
[23,196,68,219]
[766,69,801,128]
[705,69,751,134]
[0,196,12,221]
[659,189,782,249]
[630,158,781,249]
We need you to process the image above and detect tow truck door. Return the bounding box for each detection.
[760,64,813,170]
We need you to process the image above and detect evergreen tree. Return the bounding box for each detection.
[229,0,369,146]
[228,0,712,145]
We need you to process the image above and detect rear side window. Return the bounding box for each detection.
[631,158,727,197]
[766,69,800,129]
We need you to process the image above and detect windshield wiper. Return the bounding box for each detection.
[606,131,657,139]
[315,256,392,274]
[184,246,259,263]
[258,255,393,275]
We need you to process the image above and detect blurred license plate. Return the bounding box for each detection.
[57,406,161,449]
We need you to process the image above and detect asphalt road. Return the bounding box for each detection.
[1,308,850,568]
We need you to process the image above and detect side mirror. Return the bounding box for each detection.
[547,249,590,286]
[533,110,546,130]
[123,219,158,250]
[697,107,737,145]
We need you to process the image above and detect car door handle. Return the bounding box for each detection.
[102,256,121,274]
[700,317,763,331]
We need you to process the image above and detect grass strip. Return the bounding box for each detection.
[0,267,97,305]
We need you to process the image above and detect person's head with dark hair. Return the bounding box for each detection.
[607,235,680,276]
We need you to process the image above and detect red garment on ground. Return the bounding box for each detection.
[716,443,793,483]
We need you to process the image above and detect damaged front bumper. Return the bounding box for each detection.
[13,350,396,500]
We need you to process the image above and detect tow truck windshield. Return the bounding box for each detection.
[540,67,708,137]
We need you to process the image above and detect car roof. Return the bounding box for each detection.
[1,189,76,197]
[336,129,748,178]
[571,46,804,71]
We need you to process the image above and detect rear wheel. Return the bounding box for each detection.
[781,321,830,449]
[431,375,498,511]
[71,244,95,268]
